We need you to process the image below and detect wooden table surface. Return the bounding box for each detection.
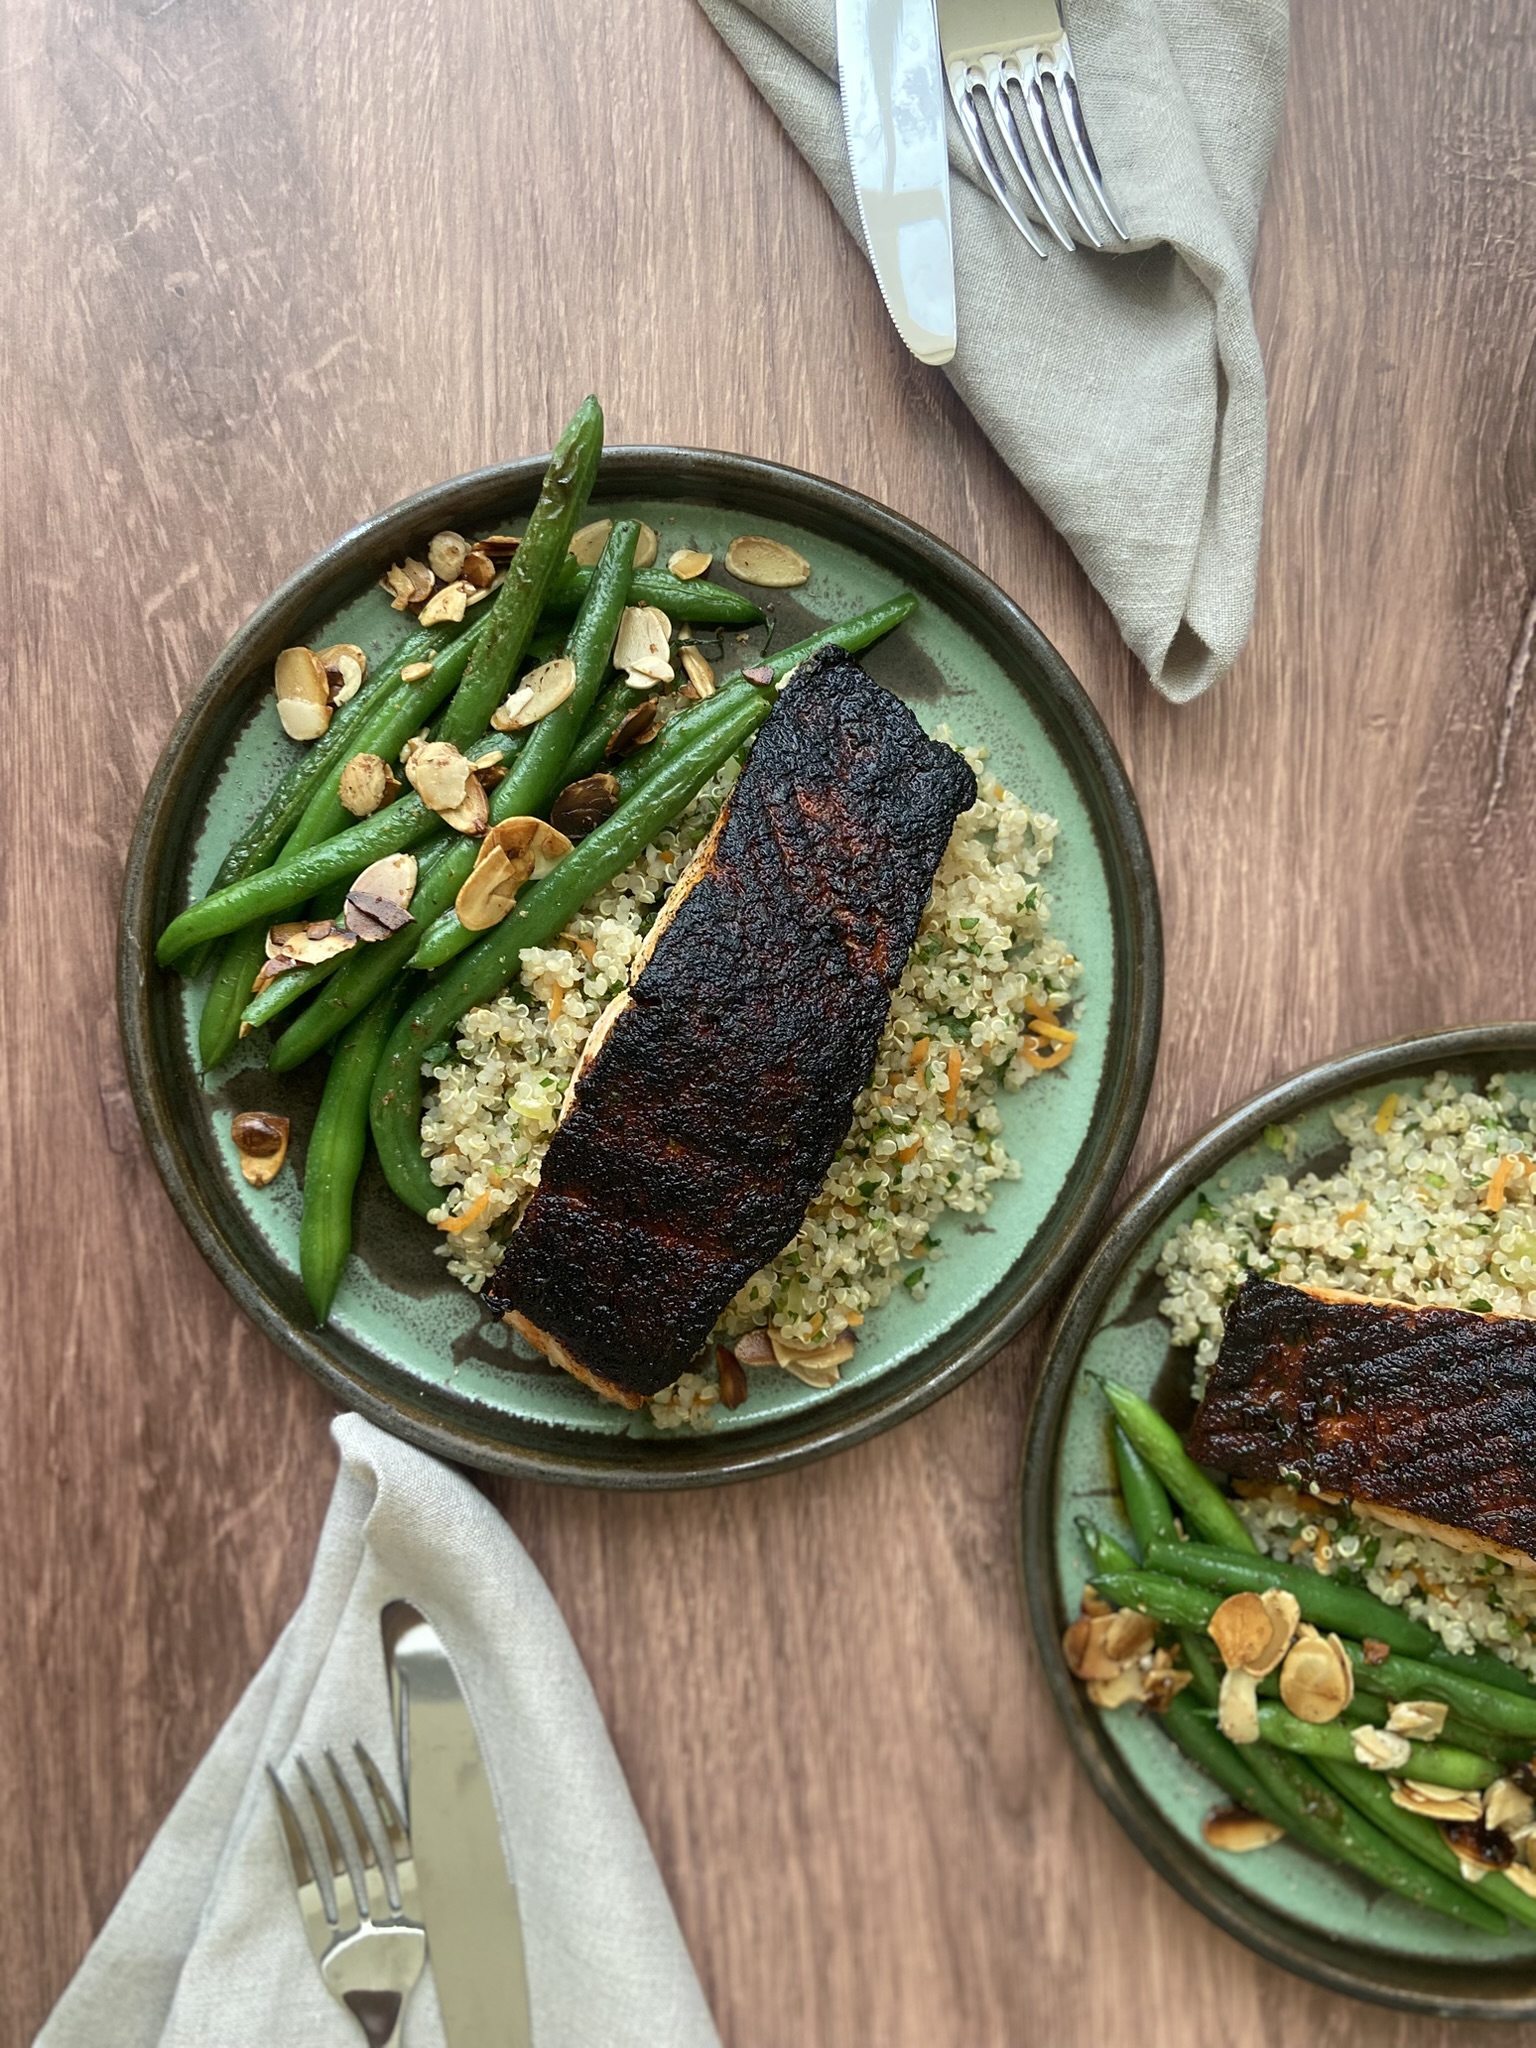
[7,2,1535,2042]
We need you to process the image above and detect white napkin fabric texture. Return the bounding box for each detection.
[697,0,1289,700]
[37,1415,720,2048]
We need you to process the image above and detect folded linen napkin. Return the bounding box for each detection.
[36,1415,720,2048]
[696,0,1289,700]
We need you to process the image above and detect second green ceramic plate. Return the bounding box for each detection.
[120,448,1160,1485]
[1022,1024,1536,2017]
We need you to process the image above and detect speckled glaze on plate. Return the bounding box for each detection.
[120,449,1160,1487]
[1021,1024,1536,2018]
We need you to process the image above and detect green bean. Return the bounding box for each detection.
[435,398,603,750]
[1313,1758,1536,1933]
[1343,1693,1531,1762]
[1113,1424,1179,1552]
[1162,1693,1292,1831]
[1077,1519,1138,1576]
[1347,1642,1536,1740]
[298,989,402,1323]
[1083,1570,1221,1631]
[1249,1703,1499,1789]
[405,521,642,973]
[197,922,271,1071]
[156,732,521,965]
[1144,1540,1438,1659]
[1179,1626,1223,1706]
[1238,1744,1507,1932]
[543,562,764,625]
[370,684,774,1214]
[1099,1382,1256,1552]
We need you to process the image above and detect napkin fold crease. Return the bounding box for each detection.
[696,0,1290,699]
[37,1416,720,2048]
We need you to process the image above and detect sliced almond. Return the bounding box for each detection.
[1202,1807,1285,1854]
[1086,1667,1148,1710]
[404,740,475,814]
[1142,1647,1194,1713]
[679,645,716,700]
[1350,1724,1413,1772]
[1486,1778,1536,1835]
[338,752,400,818]
[477,533,520,561]
[569,519,613,567]
[725,534,810,588]
[471,750,508,791]
[605,697,661,759]
[1063,1609,1155,1682]
[1389,1779,1485,1823]
[465,574,503,606]
[1208,1593,1275,1674]
[400,661,435,684]
[768,1331,855,1386]
[1217,1668,1260,1745]
[461,546,496,589]
[1249,1589,1302,1676]
[716,1345,748,1409]
[418,578,475,628]
[1362,1637,1392,1665]
[491,656,576,731]
[315,643,367,707]
[633,522,659,570]
[439,774,490,836]
[550,772,620,840]
[1278,1626,1354,1724]
[1502,1862,1536,1898]
[274,646,333,741]
[231,1110,289,1187]
[1385,1700,1450,1741]
[265,919,356,966]
[381,557,434,610]
[454,818,572,930]
[251,953,301,991]
[427,530,470,582]
[668,548,711,581]
[614,604,674,683]
[732,1329,776,1366]
[345,853,418,940]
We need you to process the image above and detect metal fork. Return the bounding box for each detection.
[268,1744,427,2048]
[936,0,1127,256]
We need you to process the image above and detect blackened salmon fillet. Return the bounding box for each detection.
[483,648,977,1405]
[1187,1276,1536,1564]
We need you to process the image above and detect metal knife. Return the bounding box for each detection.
[836,0,958,366]
[383,1602,532,2048]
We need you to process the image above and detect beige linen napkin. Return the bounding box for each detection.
[36,1415,720,2048]
[697,0,1289,700]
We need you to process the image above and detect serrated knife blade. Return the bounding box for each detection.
[384,1602,532,2048]
[836,0,957,366]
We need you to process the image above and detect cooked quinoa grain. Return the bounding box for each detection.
[422,738,1082,1423]
[1157,1074,1536,1671]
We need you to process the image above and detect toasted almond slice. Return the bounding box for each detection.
[715,1346,749,1409]
[569,519,613,567]
[1203,1806,1286,1854]
[1209,1593,1275,1673]
[338,752,399,818]
[455,818,572,929]
[477,533,520,560]
[400,661,435,684]
[274,646,333,741]
[1143,1648,1194,1713]
[550,772,620,840]
[614,604,674,682]
[1102,1609,1158,1664]
[491,656,576,731]
[1217,1668,1261,1744]
[768,1331,856,1386]
[1086,1667,1147,1710]
[732,1329,776,1366]
[381,557,434,610]
[265,919,356,966]
[1386,1700,1450,1741]
[427,530,470,582]
[1351,1724,1413,1772]
[461,546,496,589]
[315,643,367,707]
[251,953,300,990]
[679,645,716,700]
[1247,1588,1302,1677]
[633,522,659,570]
[440,774,490,836]
[231,1110,289,1187]
[1390,1780,1485,1823]
[668,548,712,581]
[605,697,661,758]
[725,534,810,588]
[1486,1778,1536,1835]
[418,578,475,627]
[1064,1612,1151,1683]
[1278,1626,1354,1724]
[345,853,418,941]
[404,739,475,813]
[1503,1862,1536,1898]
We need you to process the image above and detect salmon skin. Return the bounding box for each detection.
[483,649,977,1405]
[1187,1277,1536,1560]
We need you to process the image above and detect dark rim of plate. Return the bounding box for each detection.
[1019,1021,1536,2017]
[120,446,1162,1488]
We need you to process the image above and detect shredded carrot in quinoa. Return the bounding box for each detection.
[909,1036,931,1068]
[897,1141,922,1163]
[943,1046,962,1120]
[549,984,565,1023]
[437,1190,491,1234]
[1338,1200,1367,1224]
[1021,1036,1073,1072]
[1028,1019,1078,1046]
[1374,1093,1399,1135]
[1483,1154,1519,1212]
[564,933,597,963]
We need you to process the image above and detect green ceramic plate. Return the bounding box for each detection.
[120,448,1160,1486]
[1021,1023,1536,2017]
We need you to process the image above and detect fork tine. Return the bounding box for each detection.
[325,1749,392,1922]
[297,1755,363,1937]
[947,66,1050,259]
[354,1742,420,1919]
[986,59,1075,251]
[1046,38,1128,241]
[1012,54,1102,248]
[267,1764,339,1961]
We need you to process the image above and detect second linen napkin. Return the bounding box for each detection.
[697,0,1290,700]
[36,1414,720,2048]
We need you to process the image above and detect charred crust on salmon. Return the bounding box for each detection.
[484,649,977,1400]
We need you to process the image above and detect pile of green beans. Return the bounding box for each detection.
[157,395,929,1325]
[1071,1379,1536,1934]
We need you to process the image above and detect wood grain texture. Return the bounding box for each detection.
[3,1,1534,2042]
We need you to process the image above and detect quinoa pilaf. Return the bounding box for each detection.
[1158,1075,1536,1674]
[421,736,1082,1426]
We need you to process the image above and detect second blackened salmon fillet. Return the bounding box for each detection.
[1187,1277,1536,1563]
[484,648,977,1404]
